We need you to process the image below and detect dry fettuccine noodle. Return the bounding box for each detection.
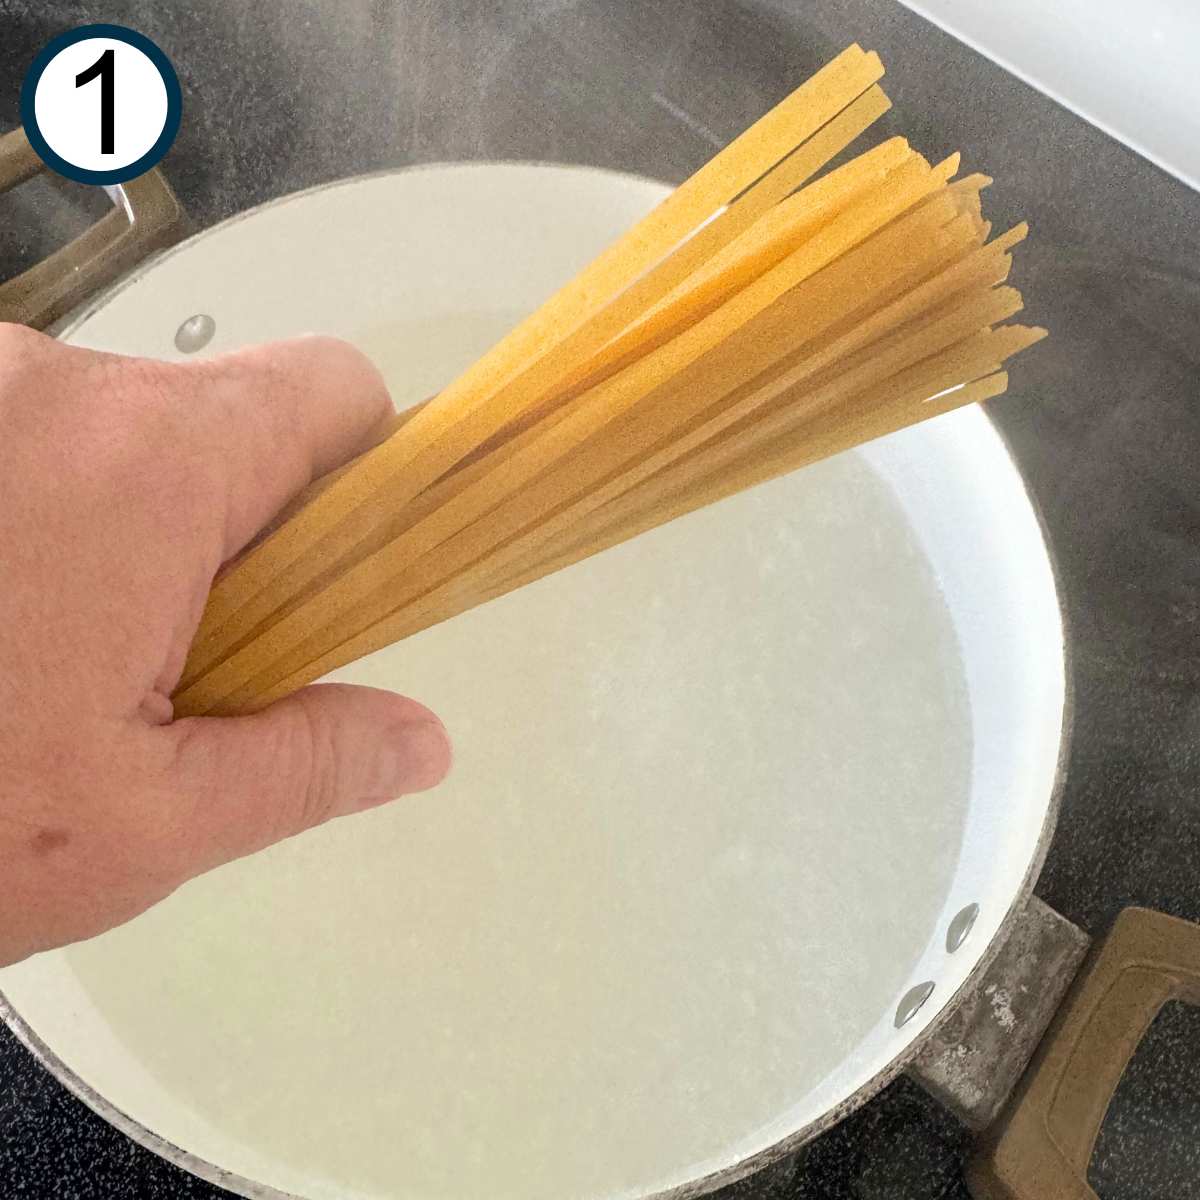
[173,45,1044,718]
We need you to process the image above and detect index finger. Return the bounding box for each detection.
[183,335,395,562]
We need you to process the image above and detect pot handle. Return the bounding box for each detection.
[0,126,190,331]
[968,906,1200,1200]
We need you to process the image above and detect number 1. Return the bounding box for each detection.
[76,48,115,155]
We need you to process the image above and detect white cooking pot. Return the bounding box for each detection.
[0,159,1067,1200]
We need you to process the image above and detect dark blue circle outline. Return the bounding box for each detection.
[19,24,182,186]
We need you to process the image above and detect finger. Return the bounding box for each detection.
[163,683,451,873]
[183,336,394,560]
[255,405,418,542]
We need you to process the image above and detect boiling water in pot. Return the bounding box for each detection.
[61,312,971,1200]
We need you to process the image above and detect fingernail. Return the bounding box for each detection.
[366,719,452,805]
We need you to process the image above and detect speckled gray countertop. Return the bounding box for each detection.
[1,2,1198,1197]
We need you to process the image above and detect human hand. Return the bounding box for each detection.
[0,324,451,966]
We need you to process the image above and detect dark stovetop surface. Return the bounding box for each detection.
[1,1,1198,1197]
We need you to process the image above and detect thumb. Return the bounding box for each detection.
[163,684,451,873]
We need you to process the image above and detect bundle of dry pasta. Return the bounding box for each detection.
[172,44,1043,718]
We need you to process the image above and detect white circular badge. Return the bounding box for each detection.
[20,25,181,185]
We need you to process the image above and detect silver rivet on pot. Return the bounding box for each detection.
[946,903,980,953]
[174,314,216,353]
[895,981,935,1028]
